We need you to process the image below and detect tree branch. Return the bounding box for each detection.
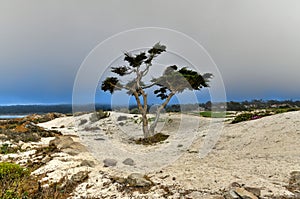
[142,82,156,89]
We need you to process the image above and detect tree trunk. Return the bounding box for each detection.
[149,108,161,135]
[141,112,151,138]
[149,92,175,135]
[132,90,151,138]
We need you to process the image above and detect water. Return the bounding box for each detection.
[0,115,27,119]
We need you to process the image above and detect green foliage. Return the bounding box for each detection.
[101,42,212,138]
[0,162,30,198]
[152,66,212,99]
[231,112,255,123]
[199,111,228,118]
[89,110,110,123]
[101,77,122,94]
[273,107,299,114]
[0,144,20,154]
[231,111,272,124]
[135,133,169,145]
[129,108,139,114]
[101,42,211,98]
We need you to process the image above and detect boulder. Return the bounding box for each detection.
[49,136,74,149]
[244,187,261,197]
[80,160,96,167]
[49,136,88,155]
[234,187,258,199]
[103,158,117,167]
[127,173,152,187]
[122,158,135,166]
[288,171,300,193]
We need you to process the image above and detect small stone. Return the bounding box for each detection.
[229,182,241,188]
[122,158,135,166]
[244,187,261,197]
[186,191,202,198]
[41,156,51,164]
[234,187,258,199]
[127,173,152,187]
[71,171,89,183]
[21,143,33,150]
[224,189,240,199]
[94,138,105,141]
[80,160,96,167]
[103,158,117,167]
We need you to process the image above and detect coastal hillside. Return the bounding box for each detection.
[1,111,300,198]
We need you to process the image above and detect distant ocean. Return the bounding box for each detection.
[0,115,27,119]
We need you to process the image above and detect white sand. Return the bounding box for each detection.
[38,111,300,197]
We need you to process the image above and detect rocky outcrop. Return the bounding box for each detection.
[49,136,88,155]
[127,173,153,187]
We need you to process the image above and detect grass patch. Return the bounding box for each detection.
[0,143,21,154]
[0,161,86,199]
[272,107,300,114]
[135,133,169,145]
[200,111,230,118]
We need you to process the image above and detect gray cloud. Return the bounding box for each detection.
[0,0,299,104]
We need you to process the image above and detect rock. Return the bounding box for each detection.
[288,171,300,193]
[71,171,89,183]
[80,160,96,167]
[229,182,241,188]
[224,189,240,199]
[127,173,152,187]
[234,187,258,199]
[122,158,135,166]
[50,136,88,155]
[41,156,51,164]
[21,142,33,150]
[79,119,88,125]
[111,175,126,184]
[117,116,127,121]
[103,158,117,167]
[186,191,203,198]
[49,136,74,149]
[94,138,105,141]
[244,187,261,197]
[211,196,225,199]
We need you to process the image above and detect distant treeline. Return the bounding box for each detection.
[0,100,299,115]
[0,105,73,115]
[224,99,300,111]
[0,104,112,115]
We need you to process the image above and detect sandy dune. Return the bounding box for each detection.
[38,111,300,198]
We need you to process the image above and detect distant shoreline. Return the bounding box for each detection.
[0,115,28,119]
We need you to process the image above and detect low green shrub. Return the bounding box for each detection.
[89,110,110,123]
[135,133,169,145]
[0,162,30,198]
[231,111,272,124]
[231,112,254,124]
[0,144,20,154]
[129,108,139,114]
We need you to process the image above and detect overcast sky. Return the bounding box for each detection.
[1,0,300,105]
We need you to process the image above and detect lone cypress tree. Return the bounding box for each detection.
[101,43,212,138]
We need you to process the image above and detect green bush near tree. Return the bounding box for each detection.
[89,110,110,123]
